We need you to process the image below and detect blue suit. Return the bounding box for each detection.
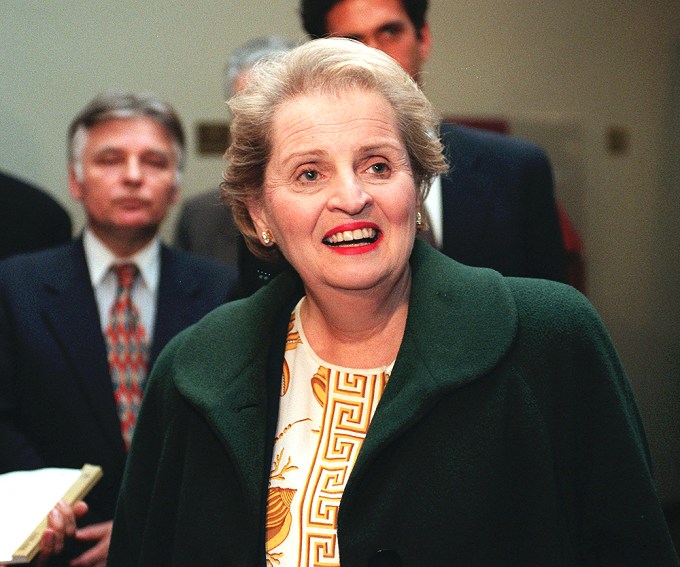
[0,239,237,531]
[440,122,566,281]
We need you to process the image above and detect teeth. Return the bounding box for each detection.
[326,227,376,244]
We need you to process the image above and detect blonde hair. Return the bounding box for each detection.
[222,38,447,259]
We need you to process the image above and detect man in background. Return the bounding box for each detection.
[0,91,237,565]
[0,170,72,259]
[301,0,569,282]
[174,36,297,294]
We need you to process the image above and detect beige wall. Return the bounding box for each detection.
[2,1,679,504]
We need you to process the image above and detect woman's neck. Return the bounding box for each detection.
[299,267,411,368]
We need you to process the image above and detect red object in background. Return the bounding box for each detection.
[557,202,586,294]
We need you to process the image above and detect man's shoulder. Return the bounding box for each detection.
[0,243,81,303]
[0,241,76,275]
[440,122,548,163]
[162,244,236,276]
[180,188,223,213]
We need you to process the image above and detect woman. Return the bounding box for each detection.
[108,39,677,566]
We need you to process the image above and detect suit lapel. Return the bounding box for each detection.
[151,246,204,364]
[40,241,124,453]
[173,271,301,518]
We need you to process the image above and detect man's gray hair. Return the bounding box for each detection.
[224,36,300,98]
[68,90,185,182]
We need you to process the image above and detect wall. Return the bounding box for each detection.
[1,1,678,504]
[425,1,680,504]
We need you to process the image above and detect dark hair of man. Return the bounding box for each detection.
[300,0,429,40]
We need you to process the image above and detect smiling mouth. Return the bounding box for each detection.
[323,227,380,247]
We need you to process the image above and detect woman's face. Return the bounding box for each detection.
[248,88,417,294]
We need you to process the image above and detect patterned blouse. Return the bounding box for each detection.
[266,298,394,567]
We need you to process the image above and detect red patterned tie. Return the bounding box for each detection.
[105,263,149,449]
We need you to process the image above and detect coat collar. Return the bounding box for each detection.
[354,240,518,474]
[172,240,518,506]
[172,273,301,509]
[396,239,516,392]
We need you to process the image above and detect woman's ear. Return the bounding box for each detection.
[245,196,268,235]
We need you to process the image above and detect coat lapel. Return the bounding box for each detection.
[353,241,518,477]
[39,240,124,453]
[173,273,302,514]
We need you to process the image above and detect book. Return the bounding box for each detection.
[0,464,103,565]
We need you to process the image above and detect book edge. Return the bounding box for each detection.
[11,464,104,563]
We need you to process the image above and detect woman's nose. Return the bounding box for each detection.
[327,172,373,214]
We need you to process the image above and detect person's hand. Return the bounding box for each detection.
[69,520,112,567]
[35,500,88,565]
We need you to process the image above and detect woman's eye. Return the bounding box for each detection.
[299,169,319,182]
[369,162,389,175]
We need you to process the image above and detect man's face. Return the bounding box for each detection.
[69,117,179,243]
[325,0,431,81]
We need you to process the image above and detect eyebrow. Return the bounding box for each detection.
[91,146,172,158]
[377,20,406,34]
[337,19,406,41]
[279,140,406,167]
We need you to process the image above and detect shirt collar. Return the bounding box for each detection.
[83,228,161,292]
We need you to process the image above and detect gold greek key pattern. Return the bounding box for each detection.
[300,367,388,565]
[266,303,390,566]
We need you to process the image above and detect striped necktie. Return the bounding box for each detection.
[105,263,149,449]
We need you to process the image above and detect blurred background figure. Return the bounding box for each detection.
[174,35,298,295]
[0,91,237,566]
[0,170,72,260]
[300,0,571,284]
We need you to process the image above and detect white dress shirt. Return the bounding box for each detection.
[83,229,161,343]
[423,175,443,249]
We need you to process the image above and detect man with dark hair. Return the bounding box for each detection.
[302,0,428,37]
[299,0,569,282]
[0,91,237,565]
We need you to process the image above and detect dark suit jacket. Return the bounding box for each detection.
[440,123,566,281]
[0,171,72,260]
[174,188,290,297]
[174,188,241,268]
[0,239,237,530]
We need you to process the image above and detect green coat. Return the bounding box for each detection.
[109,241,678,566]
